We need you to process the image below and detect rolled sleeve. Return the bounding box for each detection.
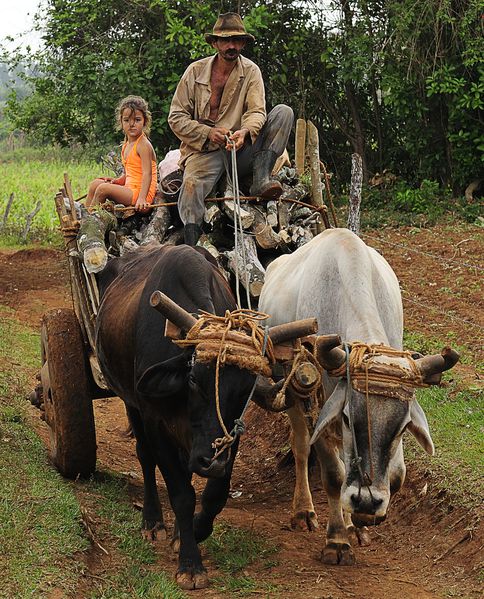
[241,66,266,143]
[168,72,211,151]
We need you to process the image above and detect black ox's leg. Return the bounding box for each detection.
[145,423,208,590]
[194,441,239,543]
[126,406,166,541]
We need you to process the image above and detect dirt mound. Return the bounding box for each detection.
[0,248,71,327]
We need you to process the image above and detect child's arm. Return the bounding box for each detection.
[111,174,126,185]
[135,140,155,210]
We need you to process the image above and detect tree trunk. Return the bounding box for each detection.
[77,210,117,273]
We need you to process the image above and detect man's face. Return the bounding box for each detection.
[212,37,246,62]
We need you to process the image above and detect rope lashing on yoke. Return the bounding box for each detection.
[173,309,276,458]
[327,342,430,401]
[174,309,275,376]
[270,339,324,412]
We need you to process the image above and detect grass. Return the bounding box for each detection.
[0,153,101,245]
[81,473,187,599]
[0,306,186,598]
[204,522,279,595]
[0,308,89,598]
[405,376,483,508]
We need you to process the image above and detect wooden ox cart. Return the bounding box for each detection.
[32,119,343,479]
[32,178,115,478]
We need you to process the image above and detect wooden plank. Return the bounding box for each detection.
[306,122,323,223]
[295,119,307,175]
[63,173,77,221]
[306,120,329,233]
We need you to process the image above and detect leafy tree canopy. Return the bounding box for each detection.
[3,0,483,191]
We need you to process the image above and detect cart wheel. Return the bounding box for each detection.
[40,308,96,478]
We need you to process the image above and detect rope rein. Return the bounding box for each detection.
[222,139,251,310]
[174,310,275,458]
[333,342,428,492]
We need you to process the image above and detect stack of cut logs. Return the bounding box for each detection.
[75,119,338,301]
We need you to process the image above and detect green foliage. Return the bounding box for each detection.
[407,381,483,506]
[394,179,442,215]
[0,154,99,244]
[1,0,482,194]
[361,177,480,227]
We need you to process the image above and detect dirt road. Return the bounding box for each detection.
[1,223,482,598]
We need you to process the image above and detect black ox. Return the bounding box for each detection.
[96,243,307,589]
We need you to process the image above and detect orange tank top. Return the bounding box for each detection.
[121,133,157,198]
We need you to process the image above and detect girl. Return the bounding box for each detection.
[86,96,157,213]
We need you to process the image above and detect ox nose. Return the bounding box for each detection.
[350,492,383,513]
[195,455,227,479]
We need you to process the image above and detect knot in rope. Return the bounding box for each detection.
[328,342,428,401]
[272,339,324,411]
[174,308,275,377]
[175,309,273,461]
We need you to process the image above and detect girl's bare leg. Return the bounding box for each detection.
[86,178,110,208]
[90,183,134,209]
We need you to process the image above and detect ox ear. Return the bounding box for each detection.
[309,382,346,445]
[136,353,189,399]
[407,400,435,456]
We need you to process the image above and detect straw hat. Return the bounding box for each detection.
[205,13,255,42]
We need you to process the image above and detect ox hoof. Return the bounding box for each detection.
[321,542,355,566]
[347,524,371,547]
[176,569,209,590]
[142,522,167,543]
[355,526,371,547]
[290,510,319,532]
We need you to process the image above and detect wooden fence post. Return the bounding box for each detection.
[347,153,363,235]
[295,119,307,176]
[307,120,330,232]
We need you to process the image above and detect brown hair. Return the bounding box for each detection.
[115,95,152,134]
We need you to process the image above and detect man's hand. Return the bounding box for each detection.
[208,126,231,145]
[226,128,249,151]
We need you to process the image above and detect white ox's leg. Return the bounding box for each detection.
[287,404,319,531]
[312,437,356,565]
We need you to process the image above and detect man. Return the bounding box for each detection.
[168,12,294,246]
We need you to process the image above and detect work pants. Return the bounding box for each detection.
[178,104,294,226]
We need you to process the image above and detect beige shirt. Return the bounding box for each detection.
[168,54,266,166]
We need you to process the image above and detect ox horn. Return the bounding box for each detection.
[415,346,460,384]
[150,291,198,331]
[315,334,346,371]
[253,377,291,412]
[267,318,318,345]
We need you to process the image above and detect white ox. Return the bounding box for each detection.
[259,228,458,564]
